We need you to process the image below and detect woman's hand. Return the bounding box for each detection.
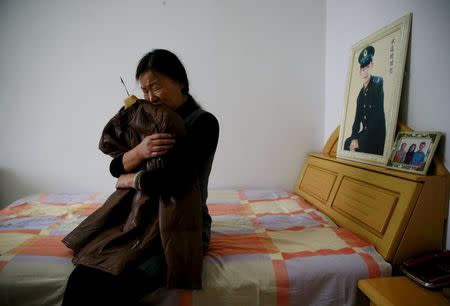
[136,133,175,159]
[122,133,175,172]
[116,173,135,189]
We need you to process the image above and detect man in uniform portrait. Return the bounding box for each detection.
[344,45,386,155]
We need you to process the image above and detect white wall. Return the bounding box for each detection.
[325,0,450,245]
[0,0,326,206]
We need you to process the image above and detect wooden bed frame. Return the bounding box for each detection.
[294,125,450,268]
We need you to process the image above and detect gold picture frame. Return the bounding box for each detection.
[337,13,412,165]
[386,131,442,175]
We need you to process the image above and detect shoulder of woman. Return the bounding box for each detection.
[188,111,219,134]
[197,111,219,126]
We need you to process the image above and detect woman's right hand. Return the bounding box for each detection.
[122,133,175,172]
[136,133,175,160]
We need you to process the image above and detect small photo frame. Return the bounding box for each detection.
[386,131,442,175]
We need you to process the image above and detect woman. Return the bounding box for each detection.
[62,49,219,305]
[403,144,416,165]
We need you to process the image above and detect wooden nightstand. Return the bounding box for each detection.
[358,276,450,306]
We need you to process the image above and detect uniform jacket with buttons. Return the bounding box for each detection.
[350,75,386,155]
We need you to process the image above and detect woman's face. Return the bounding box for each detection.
[409,144,416,152]
[139,70,186,110]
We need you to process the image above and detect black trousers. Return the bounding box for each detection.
[62,254,166,306]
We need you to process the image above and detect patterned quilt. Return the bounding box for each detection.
[0,189,391,306]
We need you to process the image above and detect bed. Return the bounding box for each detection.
[1,127,448,306]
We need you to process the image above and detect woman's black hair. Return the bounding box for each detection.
[135,49,189,94]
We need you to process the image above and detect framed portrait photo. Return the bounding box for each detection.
[386,131,442,175]
[337,13,412,165]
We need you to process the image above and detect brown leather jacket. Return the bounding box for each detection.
[62,100,203,289]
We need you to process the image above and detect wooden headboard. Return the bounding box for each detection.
[294,126,450,268]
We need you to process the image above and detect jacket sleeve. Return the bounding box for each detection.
[351,90,364,138]
[99,107,134,158]
[100,106,135,177]
[374,81,386,144]
[139,112,219,196]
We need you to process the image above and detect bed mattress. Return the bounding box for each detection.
[0,189,390,306]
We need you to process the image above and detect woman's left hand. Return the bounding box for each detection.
[116,173,134,189]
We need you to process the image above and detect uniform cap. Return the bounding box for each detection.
[358,46,375,68]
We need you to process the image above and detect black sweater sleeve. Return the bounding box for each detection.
[109,153,126,178]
